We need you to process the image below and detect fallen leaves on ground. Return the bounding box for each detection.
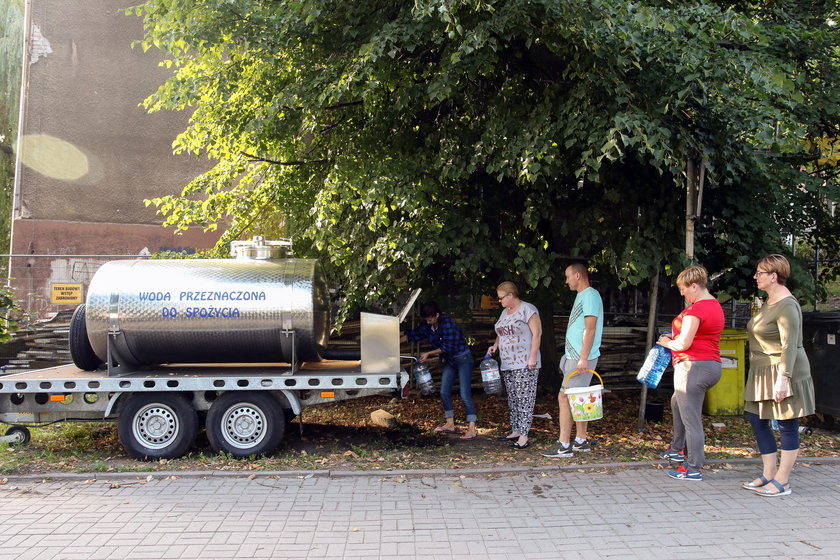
[1,389,837,475]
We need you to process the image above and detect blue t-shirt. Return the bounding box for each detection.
[565,287,603,361]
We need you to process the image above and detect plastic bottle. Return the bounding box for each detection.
[636,332,672,389]
[479,354,502,395]
[412,360,436,396]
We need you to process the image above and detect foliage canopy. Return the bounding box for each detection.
[133,0,840,322]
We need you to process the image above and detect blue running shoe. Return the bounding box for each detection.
[659,449,685,462]
[668,465,702,481]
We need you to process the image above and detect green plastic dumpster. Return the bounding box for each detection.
[704,328,749,416]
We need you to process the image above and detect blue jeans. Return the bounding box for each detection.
[441,352,477,422]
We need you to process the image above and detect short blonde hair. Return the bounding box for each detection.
[496,281,519,298]
[677,266,708,289]
[757,254,790,285]
[566,262,589,279]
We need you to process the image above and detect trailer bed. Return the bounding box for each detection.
[0,361,407,429]
[0,360,403,393]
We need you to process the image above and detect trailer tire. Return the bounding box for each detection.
[69,305,104,371]
[5,425,31,445]
[206,392,284,458]
[118,393,198,460]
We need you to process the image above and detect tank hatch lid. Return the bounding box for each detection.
[397,288,422,323]
[230,236,293,260]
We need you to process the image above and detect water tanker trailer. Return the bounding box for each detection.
[0,237,415,460]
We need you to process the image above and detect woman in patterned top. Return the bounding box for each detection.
[487,281,542,449]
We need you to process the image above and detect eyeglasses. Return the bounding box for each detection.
[754,271,774,277]
[497,293,511,301]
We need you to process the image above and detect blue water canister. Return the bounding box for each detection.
[636,333,673,389]
[479,354,502,395]
[412,360,436,396]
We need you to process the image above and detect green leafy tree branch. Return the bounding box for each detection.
[131,0,838,327]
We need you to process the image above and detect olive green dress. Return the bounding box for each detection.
[745,296,815,419]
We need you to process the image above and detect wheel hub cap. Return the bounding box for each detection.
[133,405,179,449]
[223,405,266,449]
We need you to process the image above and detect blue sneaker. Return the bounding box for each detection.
[659,450,685,462]
[668,465,702,481]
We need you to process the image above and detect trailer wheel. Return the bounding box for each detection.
[69,305,104,371]
[206,392,284,458]
[5,426,31,445]
[118,394,198,460]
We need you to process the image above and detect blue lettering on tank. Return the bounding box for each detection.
[182,306,241,318]
[139,291,171,301]
[176,291,266,302]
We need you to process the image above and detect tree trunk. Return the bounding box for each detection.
[637,270,661,431]
[533,289,560,392]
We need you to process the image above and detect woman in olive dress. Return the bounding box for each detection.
[742,255,815,497]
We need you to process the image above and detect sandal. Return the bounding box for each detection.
[496,434,519,441]
[512,440,529,449]
[742,475,771,490]
[459,432,478,440]
[754,479,791,497]
[433,425,458,434]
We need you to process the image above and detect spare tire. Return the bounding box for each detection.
[69,304,103,370]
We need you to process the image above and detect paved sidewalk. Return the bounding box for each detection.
[0,458,838,559]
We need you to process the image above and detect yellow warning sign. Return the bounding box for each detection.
[51,283,83,304]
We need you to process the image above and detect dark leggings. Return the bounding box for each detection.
[746,412,800,454]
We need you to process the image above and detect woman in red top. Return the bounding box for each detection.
[656,266,725,481]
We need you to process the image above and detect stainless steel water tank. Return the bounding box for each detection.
[84,257,329,365]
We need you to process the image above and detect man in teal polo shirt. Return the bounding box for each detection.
[543,263,604,458]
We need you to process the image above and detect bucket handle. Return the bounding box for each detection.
[563,369,604,391]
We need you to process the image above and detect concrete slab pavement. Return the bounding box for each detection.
[0,458,838,559]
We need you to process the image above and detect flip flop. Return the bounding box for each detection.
[742,475,770,490]
[433,426,459,434]
[459,433,478,440]
[755,479,792,497]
